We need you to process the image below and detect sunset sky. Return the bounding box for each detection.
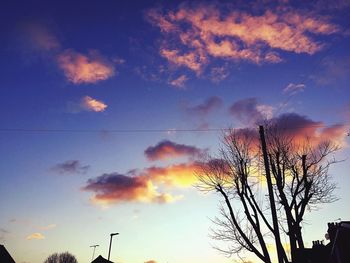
[1,1,350,263]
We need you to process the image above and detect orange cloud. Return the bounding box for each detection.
[143,162,201,187]
[147,5,339,72]
[160,48,205,74]
[81,96,108,112]
[145,260,157,263]
[57,49,115,84]
[26,232,45,240]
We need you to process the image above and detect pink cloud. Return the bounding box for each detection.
[57,49,115,84]
[231,113,348,149]
[147,5,340,72]
[169,75,188,88]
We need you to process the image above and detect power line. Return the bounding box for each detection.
[0,123,349,134]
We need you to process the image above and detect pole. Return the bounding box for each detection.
[108,235,113,261]
[259,125,284,263]
[90,245,99,261]
[108,233,119,261]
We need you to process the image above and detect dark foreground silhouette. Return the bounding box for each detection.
[296,221,350,263]
[0,244,16,263]
[91,255,113,263]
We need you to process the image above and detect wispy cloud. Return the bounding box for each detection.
[21,23,61,52]
[51,160,90,175]
[185,96,223,116]
[144,140,206,161]
[169,75,188,88]
[229,98,274,125]
[26,232,45,240]
[81,96,108,112]
[57,49,115,84]
[283,83,305,95]
[210,66,229,83]
[311,55,350,85]
[39,224,57,231]
[147,4,340,73]
[0,228,9,242]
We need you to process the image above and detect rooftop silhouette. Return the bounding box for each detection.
[0,245,16,263]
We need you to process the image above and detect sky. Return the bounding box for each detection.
[0,0,350,262]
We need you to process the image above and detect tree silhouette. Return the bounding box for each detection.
[196,125,339,263]
[43,252,78,263]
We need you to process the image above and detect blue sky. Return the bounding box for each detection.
[0,1,350,263]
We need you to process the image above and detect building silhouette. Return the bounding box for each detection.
[91,255,114,263]
[296,221,350,263]
[0,244,16,263]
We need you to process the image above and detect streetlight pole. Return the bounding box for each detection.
[108,232,119,261]
[90,245,99,261]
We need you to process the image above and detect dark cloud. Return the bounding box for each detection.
[229,97,274,125]
[185,96,223,116]
[144,140,207,161]
[51,160,90,175]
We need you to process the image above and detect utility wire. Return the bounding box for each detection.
[0,123,349,134]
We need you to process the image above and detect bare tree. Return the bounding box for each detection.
[196,126,339,263]
[43,252,78,263]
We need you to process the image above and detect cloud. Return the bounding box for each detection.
[26,232,45,240]
[57,49,115,84]
[232,112,348,148]
[169,75,188,88]
[229,98,274,125]
[311,56,350,85]
[145,261,157,263]
[0,228,9,242]
[160,48,205,74]
[142,162,200,187]
[185,96,223,116]
[21,23,61,52]
[83,172,183,204]
[39,224,57,231]
[81,96,108,112]
[147,5,339,73]
[145,140,206,161]
[51,160,90,175]
[283,83,306,95]
[210,66,229,82]
[82,161,202,205]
